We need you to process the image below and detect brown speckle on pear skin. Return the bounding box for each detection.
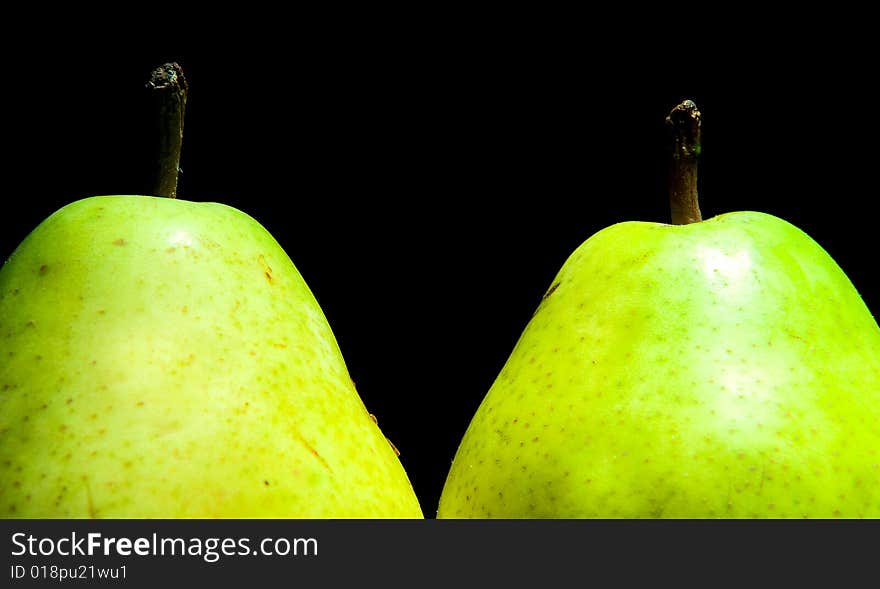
[112,238,127,246]
[258,255,274,283]
[291,429,332,473]
[39,264,49,275]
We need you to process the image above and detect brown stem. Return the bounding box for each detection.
[665,99,702,224]
[147,63,187,198]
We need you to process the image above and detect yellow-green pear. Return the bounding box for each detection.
[438,101,880,518]
[0,195,422,518]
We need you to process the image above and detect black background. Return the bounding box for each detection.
[2,25,877,517]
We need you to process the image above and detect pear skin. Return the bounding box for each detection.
[439,212,880,518]
[0,195,422,518]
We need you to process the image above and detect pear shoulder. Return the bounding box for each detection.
[561,211,862,291]
[35,194,276,240]
[552,209,878,331]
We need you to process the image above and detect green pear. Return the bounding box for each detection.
[0,195,423,518]
[437,102,880,518]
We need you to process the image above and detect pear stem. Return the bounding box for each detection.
[147,63,188,198]
[666,99,702,225]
